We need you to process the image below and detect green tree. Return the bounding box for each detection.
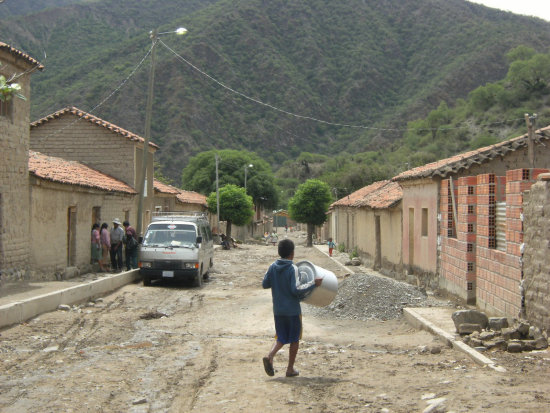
[182,149,278,208]
[288,179,332,247]
[507,53,550,94]
[206,184,253,238]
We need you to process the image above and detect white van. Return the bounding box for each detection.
[138,213,214,287]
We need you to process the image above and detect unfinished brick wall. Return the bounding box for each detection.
[476,169,548,317]
[523,175,550,331]
[439,168,549,316]
[440,177,476,303]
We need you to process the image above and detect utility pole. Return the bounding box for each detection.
[137,29,158,239]
[215,153,220,236]
[525,113,537,168]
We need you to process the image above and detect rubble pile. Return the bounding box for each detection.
[304,271,452,321]
[453,310,549,353]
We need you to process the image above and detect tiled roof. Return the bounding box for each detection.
[0,42,44,70]
[154,180,182,195]
[331,180,402,209]
[31,107,159,149]
[176,190,207,207]
[29,150,136,194]
[153,179,207,206]
[393,126,550,182]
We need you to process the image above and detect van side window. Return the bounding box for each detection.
[201,225,208,241]
[205,226,212,241]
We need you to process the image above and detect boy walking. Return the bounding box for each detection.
[262,239,322,377]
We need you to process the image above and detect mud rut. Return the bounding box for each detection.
[1,238,550,412]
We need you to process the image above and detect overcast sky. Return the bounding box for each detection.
[468,0,550,21]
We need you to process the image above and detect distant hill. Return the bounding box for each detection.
[0,0,88,17]
[2,0,550,183]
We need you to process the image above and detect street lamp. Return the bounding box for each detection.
[136,27,187,238]
[244,163,253,192]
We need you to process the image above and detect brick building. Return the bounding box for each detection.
[0,43,43,280]
[393,125,550,317]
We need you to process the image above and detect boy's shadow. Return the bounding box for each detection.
[272,376,342,386]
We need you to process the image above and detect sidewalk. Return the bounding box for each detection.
[313,243,506,372]
[0,270,139,329]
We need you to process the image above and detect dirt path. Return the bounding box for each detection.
[1,232,550,412]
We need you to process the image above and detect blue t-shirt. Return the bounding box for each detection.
[262,259,316,316]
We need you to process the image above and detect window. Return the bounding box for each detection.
[421,208,428,236]
[0,99,12,119]
[92,206,101,226]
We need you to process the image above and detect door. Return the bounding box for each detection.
[408,208,414,270]
[374,215,382,270]
[68,207,77,266]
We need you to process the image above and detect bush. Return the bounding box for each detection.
[337,242,346,253]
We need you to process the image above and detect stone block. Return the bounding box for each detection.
[501,327,521,340]
[517,321,530,337]
[452,310,488,331]
[488,317,509,331]
[479,331,496,341]
[535,337,549,350]
[458,323,482,335]
[507,340,523,353]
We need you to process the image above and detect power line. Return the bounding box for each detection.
[159,39,528,134]
[34,44,153,142]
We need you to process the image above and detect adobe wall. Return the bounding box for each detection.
[29,179,136,280]
[30,116,138,186]
[400,179,439,277]
[523,174,550,331]
[0,51,32,279]
[30,115,155,232]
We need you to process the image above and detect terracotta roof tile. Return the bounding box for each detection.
[331,180,402,209]
[153,179,207,206]
[393,125,550,182]
[30,107,159,149]
[29,150,136,194]
[153,180,182,195]
[176,190,207,207]
[0,42,44,70]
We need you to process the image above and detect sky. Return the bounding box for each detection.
[468,0,550,22]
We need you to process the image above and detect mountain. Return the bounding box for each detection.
[2,0,550,183]
[0,0,86,17]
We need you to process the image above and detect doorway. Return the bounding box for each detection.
[67,207,77,266]
[374,215,382,270]
[408,208,415,270]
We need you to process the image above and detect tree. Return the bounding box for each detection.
[182,149,278,209]
[206,184,253,238]
[288,179,332,247]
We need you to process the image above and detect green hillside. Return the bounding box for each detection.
[2,0,550,185]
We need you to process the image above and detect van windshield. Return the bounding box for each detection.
[143,223,196,247]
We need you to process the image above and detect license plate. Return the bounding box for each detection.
[162,270,174,278]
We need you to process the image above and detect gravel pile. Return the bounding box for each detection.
[304,271,451,321]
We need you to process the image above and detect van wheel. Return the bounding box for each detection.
[143,276,151,286]
[194,269,203,287]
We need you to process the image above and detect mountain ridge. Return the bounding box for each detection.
[1,0,550,182]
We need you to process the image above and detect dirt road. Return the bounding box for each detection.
[1,232,550,412]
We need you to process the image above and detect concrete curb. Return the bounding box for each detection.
[0,270,140,329]
[312,245,359,274]
[404,308,506,372]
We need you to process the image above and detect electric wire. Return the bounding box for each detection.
[159,39,528,133]
[34,43,154,142]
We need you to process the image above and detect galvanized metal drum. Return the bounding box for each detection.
[295,260,338,307]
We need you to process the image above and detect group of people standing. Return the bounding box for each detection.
[91,218,138,273]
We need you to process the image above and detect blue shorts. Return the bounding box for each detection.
[274,315,302,344]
